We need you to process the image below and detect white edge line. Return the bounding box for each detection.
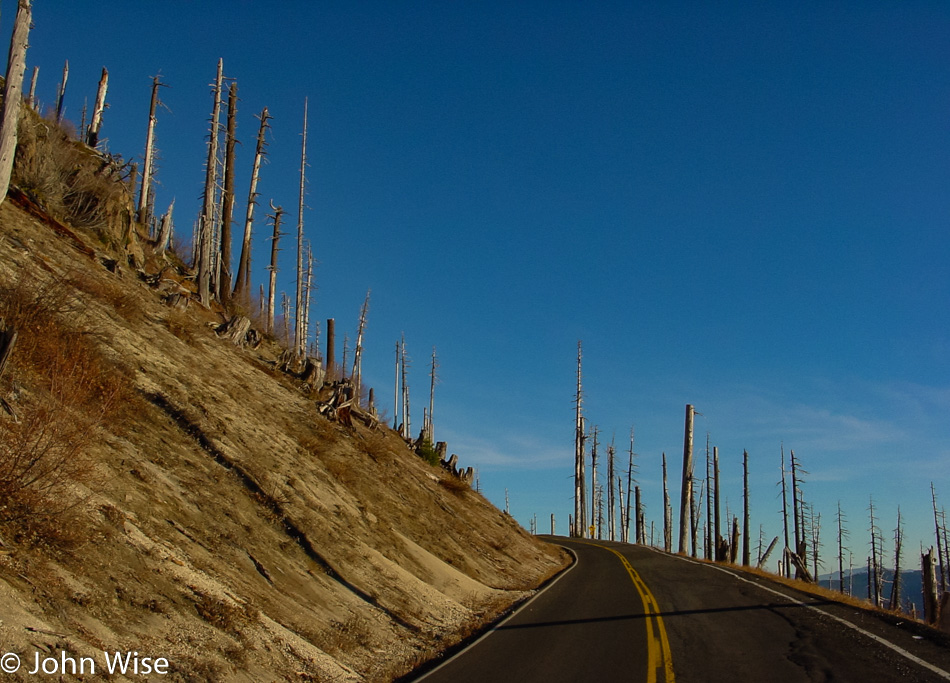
[661,548,950,681]
[414,545,580,681]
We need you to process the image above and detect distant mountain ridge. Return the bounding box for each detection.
[820,569,925,616]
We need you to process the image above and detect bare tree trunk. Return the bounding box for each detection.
[427,346,438,441]
[890,507,903,611]
[758,536,779,570]
[625,428,635,544]
[55,59,68,124]
[837,501,848,594]
[234,107,270,304]
[294,98,308,356]
[218,81,237,306]
[781,445,791,577]
[281,293,290,348]
[662,452,672,552]
[326,318,336,382]
[155,199,174,254]
[869,496,881,607]
[266,203,284,336]
[933,484,946,595]
[198,60,223,307]
[743,449,750,566]
[705,435,713,560]
[138,76,163,227]
[352,290,370,407]
[924,548,939,624]
[302,245,313,354]
[401,336,411,438]
[86,67,108,148]
[27,65,37,110]
[678,404,694,554]
[635,485,643,544]
[0,0,31,207]
[590,427,600,539]
[607,440,616,541]
[574,341,585,537]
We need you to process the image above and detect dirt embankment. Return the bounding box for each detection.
[0,190,568,681]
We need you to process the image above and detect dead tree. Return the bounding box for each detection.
[678,404,695,554]
[924,548,939,624]
[426,346,438,441]
[590,427,600,539]
[758,536,779,570]
[294,98,308,357]
[400,334,411,438]
[889,508,904,611]
[714,445,722,559]
[790,449,810,579]
[607,439,616,541]
[574,342,586,537]
[635,485,644,544]
[869,496,882,607]
[265,203,284,335]
[27,65,37,110]
[137,76,162,226]
[691,477,703,557]
[743,449,751,566]
[933,483,947,595]
[234,107,271,304]
[625,428,635,544]
[351,290,370,407]
[86,67,108,148]
[780,444,792,577]
[0,0,31,207]
[326,318,336,381]
[704,435,713,559]
[662,452,672,552]
[837,501,849,594]
[218,81,238,306]
[280,293,291,348]
[392,341,400,429]
[198,60,224,307]
[155,200,175,254]
[55,60,68,124]
[302,245,313,353]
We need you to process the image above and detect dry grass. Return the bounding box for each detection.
[438,475,472,495]
[0,274,133,543]
[13,110,133,244]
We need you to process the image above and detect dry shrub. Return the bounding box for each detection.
[316,615,375,655]
[13,109,133,243]
[67,271,142,323]
[193,590,257,635]
[163,308,199,345]
[0,275,132,540]
[438,476,472,496]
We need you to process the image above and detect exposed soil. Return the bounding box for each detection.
[0,192,569,681]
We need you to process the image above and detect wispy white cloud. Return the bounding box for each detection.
[437,426,567,470]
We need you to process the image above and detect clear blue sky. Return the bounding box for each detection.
[21,1,950,575]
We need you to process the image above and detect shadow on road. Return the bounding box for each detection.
[495,598,836,631]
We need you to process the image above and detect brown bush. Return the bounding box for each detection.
[13,109,133,243]
[0,274,131,538]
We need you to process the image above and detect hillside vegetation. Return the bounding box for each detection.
[0,109,568,681]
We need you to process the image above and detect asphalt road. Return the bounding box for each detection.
[413,538,950,682]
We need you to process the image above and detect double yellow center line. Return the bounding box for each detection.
[593,544,675,683]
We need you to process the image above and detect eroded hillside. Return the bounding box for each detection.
[0,120,568,681]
